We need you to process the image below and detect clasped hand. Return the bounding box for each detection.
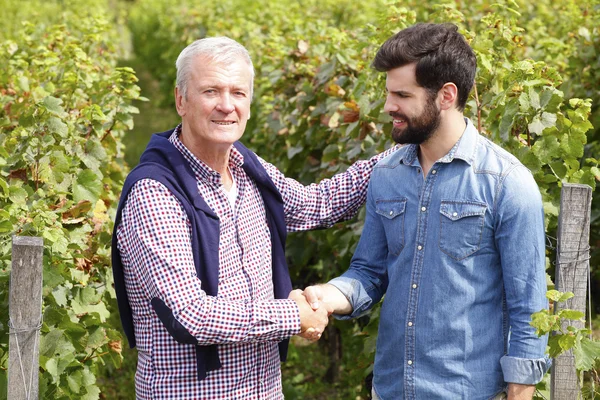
[288,287,331,341]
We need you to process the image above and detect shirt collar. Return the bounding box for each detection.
[169,124,245,186]
[399,118,478,167]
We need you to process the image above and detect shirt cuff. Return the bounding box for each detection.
[255,298,301,338]
[328,276,373,320]
[500,355,551,384]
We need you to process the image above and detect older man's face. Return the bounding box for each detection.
[175,54,252,153]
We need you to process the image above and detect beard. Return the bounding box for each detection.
[391,95,441,145]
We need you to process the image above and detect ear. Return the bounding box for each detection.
[438,83,459,111]
[175,87,186,117]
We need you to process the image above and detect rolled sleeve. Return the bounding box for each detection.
[500,355,551,384]
[328,276,374,319]
[496,166,549,361]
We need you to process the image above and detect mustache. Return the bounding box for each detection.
[389,112,408,121]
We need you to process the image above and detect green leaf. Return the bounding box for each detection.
[539,87,563,111]
[44,306,68,327]
[81,366,96,386]
[72,295,110,323]
[558,310,585,320]
[558,333,577,351]
[18,76,30,92]
[52,285,69,307]
[549,162,567,180]
[0,177,8,197]
[574,337,600,372]
[499,100,519,140]
[0,220,12,234]
[41,96,66,117]
[87,326,108,350]
[81,384,101,400]
[540,112,557,131]
[529,87,541,109]
[528,113,555,135]
[547,334,564,357]
[0,368,6,398]
[40,328,65,357]
[546,290,573,302]
[478,53,493,72]
[322,144,340,163]
[72,169,102,203]
[530,309,554,335]
[287,145,303,159]
[67,370,83,393]
[47,117,68,137]
[9,186,28,205]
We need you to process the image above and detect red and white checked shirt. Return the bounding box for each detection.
[116,126,395,399]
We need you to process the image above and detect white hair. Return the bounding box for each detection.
[175,36,255,98]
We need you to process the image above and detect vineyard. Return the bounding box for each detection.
[0,0,599,398]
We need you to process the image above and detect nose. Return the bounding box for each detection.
[216,93,235,114]
[383,93,397,114]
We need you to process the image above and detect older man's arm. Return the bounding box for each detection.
[118,179,320,346]
[258,146,398,230]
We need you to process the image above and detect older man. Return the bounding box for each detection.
[111,37,394,399]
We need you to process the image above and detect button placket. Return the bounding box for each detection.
[404,162,439,399]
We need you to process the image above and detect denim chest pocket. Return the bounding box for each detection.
[439,201,487,261]
[375,198,407,256]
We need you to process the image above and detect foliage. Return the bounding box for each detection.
[531,290,600,397]
[1,0,596,398]
[0,2,143,398]
[123,0,600,398]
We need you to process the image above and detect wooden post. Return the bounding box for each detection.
[8,236,43,400]
[551,183,592,400]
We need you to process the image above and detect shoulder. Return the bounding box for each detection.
[126,178,178,206]
[474,135,526,176]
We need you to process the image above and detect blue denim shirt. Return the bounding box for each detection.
[330,119,550,400]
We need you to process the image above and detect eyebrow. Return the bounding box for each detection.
[387,88,413,97]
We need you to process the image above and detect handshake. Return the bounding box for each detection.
[288,285,346,342]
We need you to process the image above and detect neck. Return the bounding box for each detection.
[179,125,233,182]
[418,111,466,175]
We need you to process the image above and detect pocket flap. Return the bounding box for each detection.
[375,198,407,220]
[440,201,487,221]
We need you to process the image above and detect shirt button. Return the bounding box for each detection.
[408,321,413,326]
[389,211,394,216]
[421,206,426,212]
[408,360,413,365]
[452,212,458,217]
[431,170,437,174]
[412,283,417,289]
[417,245,423,250]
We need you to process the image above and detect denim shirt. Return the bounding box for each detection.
[330,119,550,400]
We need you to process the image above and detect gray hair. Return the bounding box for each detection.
[175,36,255,98]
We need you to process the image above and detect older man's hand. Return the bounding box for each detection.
[288,289,332,341]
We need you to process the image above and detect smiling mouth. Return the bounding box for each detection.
[213,121,236,125]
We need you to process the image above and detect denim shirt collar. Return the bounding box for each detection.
[399,118,478,167]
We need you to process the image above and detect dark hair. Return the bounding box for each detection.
[372,23,476,111]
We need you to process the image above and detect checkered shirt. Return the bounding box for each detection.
[116,126,395,399]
